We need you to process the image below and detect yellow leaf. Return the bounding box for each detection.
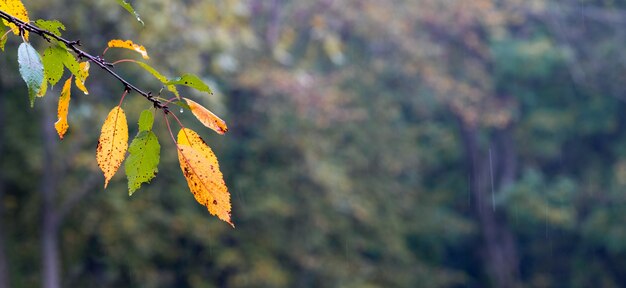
[75,61,89,95]
[54,77,71,139]
[177,128,233,227]
[37,71,47,97]
[184,97,228,135]
[0,0,29,40]
[107,39,149,59]
[97,106,129,188]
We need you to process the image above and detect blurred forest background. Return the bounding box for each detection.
[2,0,626,287]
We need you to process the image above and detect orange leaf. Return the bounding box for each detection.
[184,97,228,135]
[0,0,30,40]
[97,106,129,188]
[107,39,149,59]
[54,77,72,139]
[75,61,89,95]
[177,128,233,227]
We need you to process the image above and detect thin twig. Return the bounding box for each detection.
[0,10,170,114]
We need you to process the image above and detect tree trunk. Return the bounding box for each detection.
[458,119,520,288]
[0,169,9,288]
[0,79,11,288]
[40,96,60,288]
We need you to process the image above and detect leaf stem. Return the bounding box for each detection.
[118,89,128,107]
[163,113,177,145]
[111,59,136,65]
[169,110,185,130]
[1,29,11,41]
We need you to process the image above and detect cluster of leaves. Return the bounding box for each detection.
[0,0,233,227]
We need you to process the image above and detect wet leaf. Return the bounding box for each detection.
[125,110,159,195]
[17,42,44,107]
[184,97,228,135]
[97,106,129,188]
[133,61,179,97]
[107,39,149,59]
[165,74,212,95]
[74,61,89,95]
[42,45,66,86]
[54,77,71,139]
[34,19,65,37]
[0,0,30,40]
[177,128,233,227]
[115,0,144,26]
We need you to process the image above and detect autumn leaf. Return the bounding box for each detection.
[165,74,212,95]
[115,0,144,26]
[34,19,65,37]
[74,61,89,95]
[54,77,71,139]
[97,106,129,188]
[17,42,44,107]
[177,128,233,227]
[107,39,149,59]
[184,97,228,135]
[0,0,30,40]
[125,110,160,195]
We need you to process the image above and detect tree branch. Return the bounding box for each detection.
[0,9,170,114]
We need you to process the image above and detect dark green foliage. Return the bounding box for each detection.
[3,0,626,287]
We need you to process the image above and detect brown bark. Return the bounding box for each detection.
[458,118,520,288]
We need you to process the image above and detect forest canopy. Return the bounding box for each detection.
[1,0,626,287]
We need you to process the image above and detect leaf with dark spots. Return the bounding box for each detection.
[97,106,129,188]
[177,128,233,227]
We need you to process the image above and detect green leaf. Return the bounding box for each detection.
[41,44,85,88]
[60,46,81,78]
[125,110,160,195]
[138,109,154,131]
[34,19,65,37]
[116,0,144,26]
[165,73,213,95]
[18,42,44,107]
[134,61,179,97]
[0,21,7,51]
[42,45,66,86]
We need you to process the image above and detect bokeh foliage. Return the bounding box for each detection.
[2,0,626,287]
